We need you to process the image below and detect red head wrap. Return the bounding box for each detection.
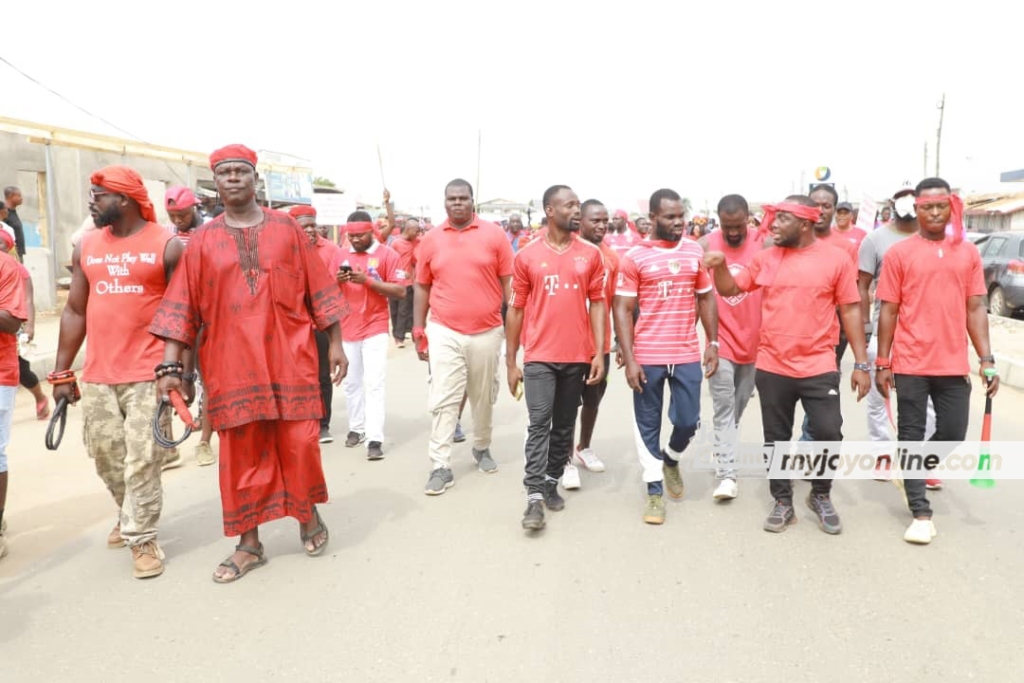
[288,205,317,220]
[0,225,15,252]
[90,165,157,223]
[345,221,376,235]
[209,144,258,170]
[756,202,822,241]
[914,194,965,245]
[165,186,197,211]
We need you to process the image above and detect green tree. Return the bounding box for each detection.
[313,176,336,188]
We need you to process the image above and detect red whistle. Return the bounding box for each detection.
[169,390,198,430]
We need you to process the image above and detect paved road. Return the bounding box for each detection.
[3,347,1023,682]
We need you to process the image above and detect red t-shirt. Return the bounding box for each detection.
[510,235,605,363]
[616,239,712,365]
[596,241,620,355]
[314,236,344,275]
[605,230,640,256]
[80,223,173,384]
[416,215,514,335]
[875,235,986,376]
[0,253,27,387]
[339,242,403,342]
[816,230,859,267]
[706,229,763,365]
[391,236,419,285]
[734,240,860,378]
[835,226,867,251]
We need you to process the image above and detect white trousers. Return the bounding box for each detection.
[342,332,389,443]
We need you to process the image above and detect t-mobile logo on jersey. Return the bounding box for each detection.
[657,280,673,299]
[543,274,560,296]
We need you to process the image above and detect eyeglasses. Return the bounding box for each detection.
[89,190,117,201]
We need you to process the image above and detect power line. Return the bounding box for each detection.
[0,54,186,184]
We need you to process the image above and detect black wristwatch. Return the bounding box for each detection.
[853,362,871,372]
[183,372,198,383]
[979,355,995,364]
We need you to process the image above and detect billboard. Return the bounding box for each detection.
[266,171,314,204]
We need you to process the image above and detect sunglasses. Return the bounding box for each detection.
[89,190,119,201]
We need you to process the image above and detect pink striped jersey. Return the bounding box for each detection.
[616,238,712,365]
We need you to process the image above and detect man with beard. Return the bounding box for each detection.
[52,166,185,578]
[858,186,937,484]
[336,212,406,461]
[834,201,866,250]
[605,209,640,256]
[414,179,513,495]
[149,145,347,583]
[164,186,203,247]
[506,185,605,530]
[697,195,762,501]
[614,188,719,525]
[562,199,619,487]
[390,217,421,348]
[290,205,344,445]
[704,195,870,535]
[635,216,653,239]
[875,177,997,544]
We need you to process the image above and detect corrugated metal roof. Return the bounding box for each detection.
[966,196,1024,216]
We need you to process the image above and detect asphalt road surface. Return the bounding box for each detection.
[3,347,1023,682]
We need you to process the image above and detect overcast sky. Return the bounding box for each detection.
[4,0,1023,220]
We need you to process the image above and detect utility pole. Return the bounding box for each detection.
[935,92,945,176]
[475,129,482,212]
[923,141,928,177]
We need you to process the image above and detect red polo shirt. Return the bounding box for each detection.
[416,215,514,335]
[391,236,419,285]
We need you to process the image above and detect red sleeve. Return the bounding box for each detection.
[587,251,605,302]
[509,249,531,309]
[0,262,27,321]
[495,230,514,278]
[967,247,986,297]
[695,266,712,293]
[415,237,434,285]
[615,254,639,296]
[875,247,902,303]
[382,247,404,285]
[733,252,761,292]
[297,224,348,330]
[834,255,861,305]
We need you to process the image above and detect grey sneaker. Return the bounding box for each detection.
[424,468,454,496]
[806,494,842,535]
[453,422,466,443]
[521,500,545,530]
[663,457,684,500]
[366,441,384,461]
[764,500,796,533]
[643,495,666,525]
[543,481,565,511]
[345,431,365,448]
[473,448,498,473]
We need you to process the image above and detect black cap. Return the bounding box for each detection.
[836,202,853,212]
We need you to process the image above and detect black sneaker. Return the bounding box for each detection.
[806,494,842,534]
[366,441,384,461]
[319,427,333,444]
[763,499,796,533]
[521,500,545,530]
[345,431,365,448]
[543,481,565,511]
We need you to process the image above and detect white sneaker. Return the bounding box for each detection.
[562,463,581,490]
[573,448,606,473]
[713,479,738,501]
[903,519,937,545]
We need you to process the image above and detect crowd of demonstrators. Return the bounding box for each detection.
[0,160,1001,573]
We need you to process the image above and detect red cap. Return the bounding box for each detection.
[165,186,198,211]
[209,144,258,170]
[288,205,316,219]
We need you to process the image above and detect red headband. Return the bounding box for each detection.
[757,202,822,240]
[914,194,965,245]
[345,221,375,235]
[288,205,316,219]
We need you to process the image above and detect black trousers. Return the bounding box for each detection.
[19,355,39,390]
[523,362,588,497]
[389,286,414,342]
[314,329,332,429]
[894,374,971,518]
[756,369,843,502]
